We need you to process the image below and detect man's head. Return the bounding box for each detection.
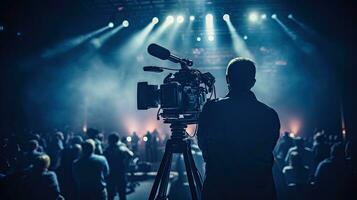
[294,137,304,148]
[81,139,96,157]
[33,154,51,172]
[108,133,120,146]
[330,142,344,159]
[226,57,256,91]
[54,131,64,140]
[283,131,290,138]
[24,140,39,152]
[87,128,100,139]
[70,135,83,146]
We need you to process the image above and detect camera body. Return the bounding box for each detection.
[137,44,215,124]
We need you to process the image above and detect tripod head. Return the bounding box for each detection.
[168,122,189,141]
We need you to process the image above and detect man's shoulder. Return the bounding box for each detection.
[209,96,277,112]
[92,154,108,163]
[41,171,58,183]
[282,166,293,173]
[254,99,279,116]
[321,158,333,165]
[287,146,298,154]
[304,147,313,153]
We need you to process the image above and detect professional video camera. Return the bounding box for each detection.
[137,43,216,124]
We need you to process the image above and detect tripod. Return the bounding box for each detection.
[148,122,203,200]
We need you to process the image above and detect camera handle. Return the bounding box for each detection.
[148,122,203,200]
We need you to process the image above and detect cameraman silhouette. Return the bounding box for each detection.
[197,57,280,200]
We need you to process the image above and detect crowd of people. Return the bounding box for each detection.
[0,127,355,200]
[273,131,355,200]
[0,128,134,200]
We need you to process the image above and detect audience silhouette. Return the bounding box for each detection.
[0,124,354,200]
[73,139,109,200]
[104,133,133,200]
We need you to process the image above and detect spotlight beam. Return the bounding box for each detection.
[289,16,322,41]
[42,26,109,58]
[91,25,124,48]
[205,14,215,38]
[273,17,315,54]
[117,21,156,56]
[225,18,254,59]
[148,16,174,43]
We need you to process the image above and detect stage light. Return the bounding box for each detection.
[177,15,184,23]
[290,119,300,136]
[205,14,214,38]
[143,136,148,142]
[206,14,213,21]
[196,36,201,42]
[166,15,174,24]
[261,14,267,20]
[82,125,87,132]
[243,35,248,40]
[190,15,195,21]
[224,15,254,59]
[288,14,293,19]
[271,14,277,19]
[0,25,4,31]
[152,17,159,24]
[223,14,230,21]
[208,35,214,41]
[108,22,114,28]
[249,12,259,22]
[122,20,129,27]
[126,136,132,142]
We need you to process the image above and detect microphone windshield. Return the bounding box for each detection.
[147,43,170,60]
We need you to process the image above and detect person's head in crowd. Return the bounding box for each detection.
[34,134,41,141]
[97,133,104,142]
[121,137,128,145]
[345,141,353,158]
[283,131,290,138]
[81,139,96,158]
[72,144,82,159]
[226,57,256,91]
[294,137,304,149]
[23,140,39,152]
[70,135,83,146]
[33,154,51,172]
[108,133,120,146]
[87,128,100,139]
[314,132,325,144]
[54,131,64,141]
[289,151,304,167]
[330,142,345,159]
[61,144,82,166]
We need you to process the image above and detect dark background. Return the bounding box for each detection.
[0,0,355,141]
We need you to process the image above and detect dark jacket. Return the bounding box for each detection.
[197,90,280,200]
[73,154,109,194]
[23,170,61,200]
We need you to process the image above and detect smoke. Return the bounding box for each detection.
[21,21,333,138]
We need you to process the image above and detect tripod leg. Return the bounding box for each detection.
[183,149,198,200]
[157,153,173,199]
[187,150,203,192]
[149,149,171,200]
